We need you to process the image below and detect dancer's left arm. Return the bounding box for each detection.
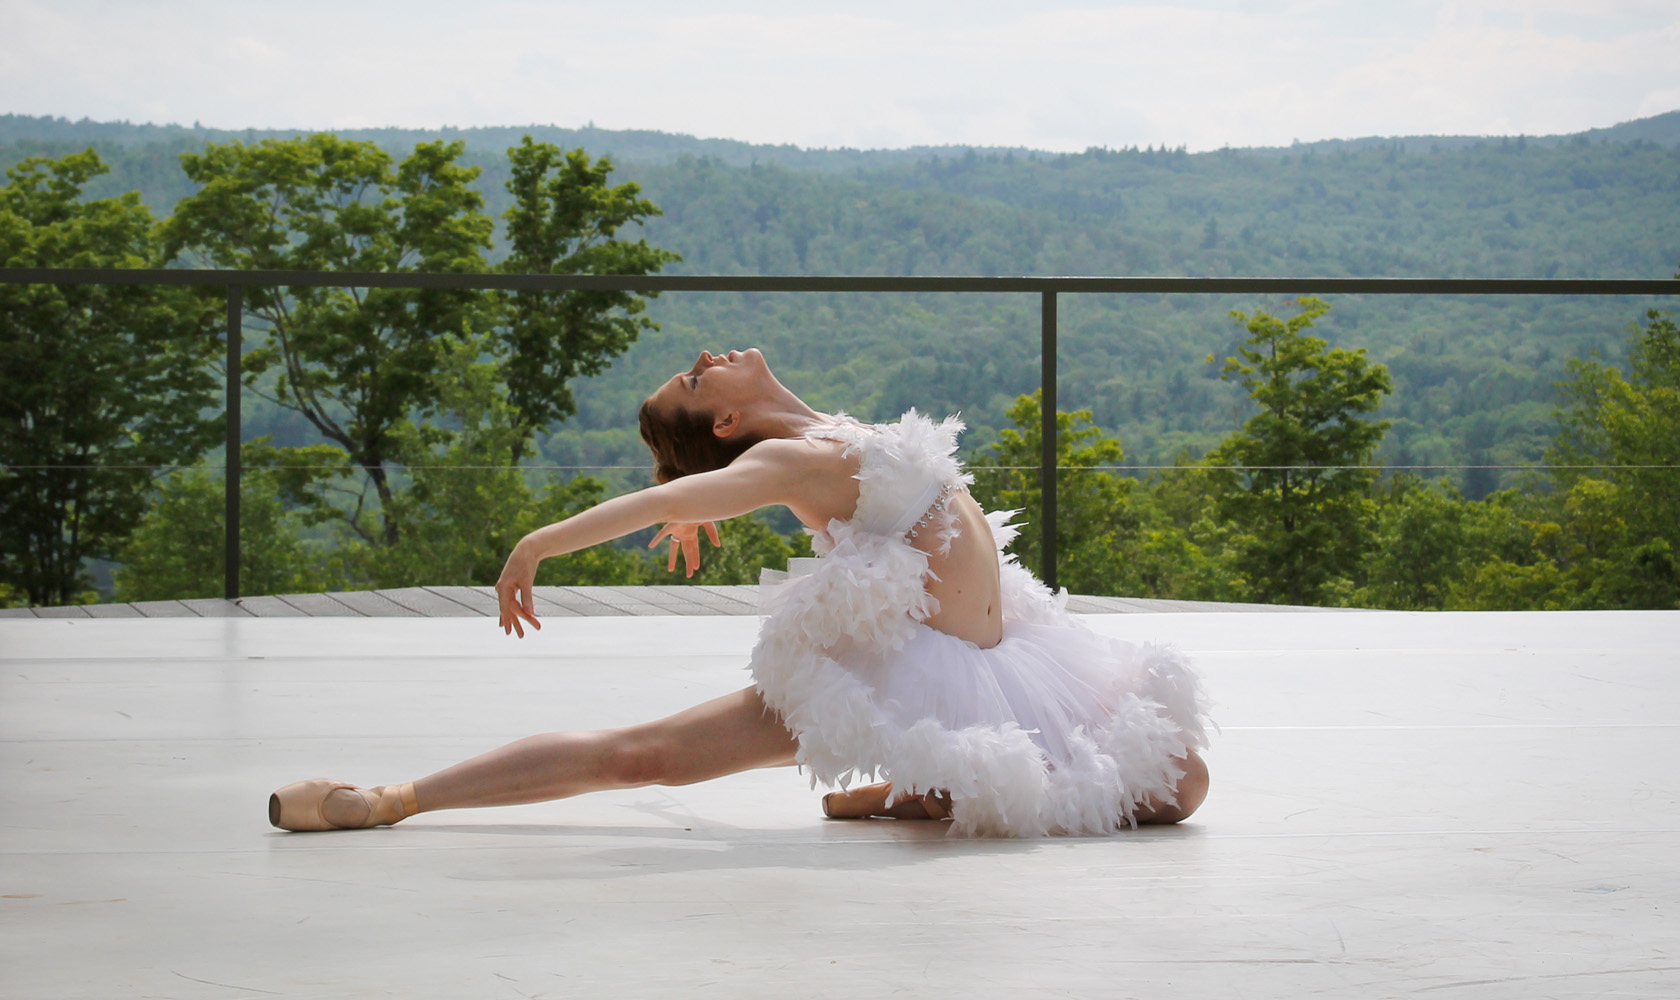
[495,443,799,636]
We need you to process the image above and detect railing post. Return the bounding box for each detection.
[1040,291,1057,593]
[224,284,242,601]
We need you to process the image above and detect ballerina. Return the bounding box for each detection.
[269,348,1210,836]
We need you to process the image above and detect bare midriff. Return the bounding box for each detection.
[914,489,1004,649]
[787,434,1004,651]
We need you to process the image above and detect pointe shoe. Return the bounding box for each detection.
[917,790,953,821]
[823,782,894,819]
[268,779,419,832]
[822,782,952,821]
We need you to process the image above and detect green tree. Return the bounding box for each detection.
[1549,308,1680,568]
[1443,305,1680,612]
[0,149,218,606]
[347,347,656,590]
[968,391,1138,595]
[1365,303,1680,612]
[159,134,676,582]
[112,465,326,601]
[1443,486,1577,610]
[160,134,495,549]
[1136,462,1245,602]
[965,394,1242,599]
[1353,475,1483,609]
[498,137,680,461]
[1205,298,1392,605]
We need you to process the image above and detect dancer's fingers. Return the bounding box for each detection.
[683,531,701,576]
[520,588,540,632]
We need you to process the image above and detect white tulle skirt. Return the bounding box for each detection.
[869,621,1202,777]
[751,548,1211,836]
[846,620,1208,836]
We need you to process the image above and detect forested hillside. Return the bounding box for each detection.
[5,112,1674,485]
[4,112,1678,608]
[604,136,1680,486]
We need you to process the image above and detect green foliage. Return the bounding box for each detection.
[161,133,497,547]
[1205,299,1393,605]
[347,359,655,590]
[499,138,680,459]
[1351,476,1546,610]
[968,390,1134,594]
[8,122,1680,609]
[1551,309,1680,553]
[0,581,25,608]
[1435,307,1680,611]
[375,471,658,590]
[157,133,676,575]
[1129,462,1245,602]
[112,466,326,601]
[969,395,1238,600]
[11,118,1680,487]
[0,149,219,605]
[1354,454,1680,612]
[1351,476,1472,609]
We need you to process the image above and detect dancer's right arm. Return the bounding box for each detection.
[495,440,805,636]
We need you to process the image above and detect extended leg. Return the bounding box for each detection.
[307,687,798,828]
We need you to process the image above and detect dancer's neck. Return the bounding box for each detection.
[737,387,829,441]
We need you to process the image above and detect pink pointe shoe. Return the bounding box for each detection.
[821,781,952,821]
[268,779,419,831]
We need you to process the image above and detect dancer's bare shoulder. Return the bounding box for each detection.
[740,435,860,528]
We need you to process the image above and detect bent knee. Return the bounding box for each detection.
[1173,750,1210,820]
[1138,751,1210,825]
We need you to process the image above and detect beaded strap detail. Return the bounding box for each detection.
[905,482,960,540]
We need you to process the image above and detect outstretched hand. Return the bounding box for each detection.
[495,543,542,638]
[650,520,721,578]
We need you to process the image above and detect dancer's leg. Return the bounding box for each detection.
[1134,751,1209,825]
[821,782,950,820]
[821,751,1209,826]
[318,687,797,826]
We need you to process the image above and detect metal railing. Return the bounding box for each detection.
[4,267,1677,599]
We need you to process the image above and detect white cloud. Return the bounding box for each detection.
[1,0,1675,149]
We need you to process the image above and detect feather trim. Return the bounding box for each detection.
[749,410,1212,836]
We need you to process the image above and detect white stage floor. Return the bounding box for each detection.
[2,610,1676,998]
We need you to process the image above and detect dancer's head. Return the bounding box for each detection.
[639,349,772,483]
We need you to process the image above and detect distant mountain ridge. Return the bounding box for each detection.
[3,107,1677,486]
[3,110,1676,169]
[0,114,1036,169]
[1241,110,1680,156]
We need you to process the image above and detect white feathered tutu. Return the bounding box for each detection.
[750,410,1212,837]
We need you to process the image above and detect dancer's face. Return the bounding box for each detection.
[647,348,771,429]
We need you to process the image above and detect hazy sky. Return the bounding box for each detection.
[5,0,1677,151]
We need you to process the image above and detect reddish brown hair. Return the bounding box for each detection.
[638,399,761,484]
